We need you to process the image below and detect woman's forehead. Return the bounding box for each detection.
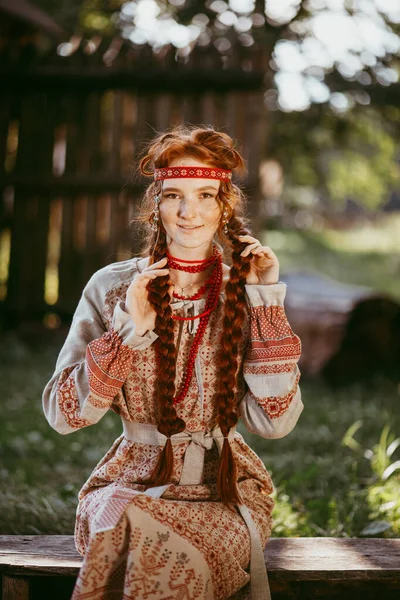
[161,179,220,192]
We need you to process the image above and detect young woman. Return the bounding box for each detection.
[43,125,303,600]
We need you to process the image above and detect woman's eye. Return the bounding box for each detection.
[163,193,214,199]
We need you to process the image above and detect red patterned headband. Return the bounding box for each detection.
[154,166,232,181]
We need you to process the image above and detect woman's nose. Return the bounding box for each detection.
[178,198,197,218]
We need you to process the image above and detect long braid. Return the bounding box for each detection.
[131,124,256,504]
[215,215,253,506]
[145,230,185,486]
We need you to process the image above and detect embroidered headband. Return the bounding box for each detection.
[154,166,232,181]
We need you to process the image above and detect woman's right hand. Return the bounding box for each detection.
[125,257,171,336]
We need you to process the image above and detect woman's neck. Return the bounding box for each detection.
[166,242,215,289]
[169,264,214,290]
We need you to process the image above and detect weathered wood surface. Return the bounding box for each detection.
[0,536,81,577]
[1,536,399,580]
[2,574,29,600]
[264,537,400,580]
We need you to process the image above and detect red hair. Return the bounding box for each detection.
[132,124,254,507]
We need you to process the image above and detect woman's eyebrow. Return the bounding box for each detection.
[162,185,219,192]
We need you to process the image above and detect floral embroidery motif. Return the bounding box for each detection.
[56,366,91,429]
[131,495,252,599]
[248,369,301,419]
[73,501,213,599]
[56,329,136,427]
[154,166,232,181]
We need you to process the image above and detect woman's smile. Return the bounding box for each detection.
[177,224,203,231]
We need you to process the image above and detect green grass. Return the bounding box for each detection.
[240,376,400,538]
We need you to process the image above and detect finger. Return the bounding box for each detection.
[145,257,168,271]
[240,242,261,256]
[238,234,257,243]
[138,268,170,281]
[251,245,276,256]
[145,269,170,277]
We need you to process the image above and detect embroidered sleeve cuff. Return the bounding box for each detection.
[245,281,286,307]
[112,301,158,349]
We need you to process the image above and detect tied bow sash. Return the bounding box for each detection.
[122,420,236,485]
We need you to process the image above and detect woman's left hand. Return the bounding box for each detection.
[238,235,280,285]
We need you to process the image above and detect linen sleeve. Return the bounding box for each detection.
[42,271,158,435]
[238,281,304,439]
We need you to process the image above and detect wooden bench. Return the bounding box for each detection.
[1,535,399,599]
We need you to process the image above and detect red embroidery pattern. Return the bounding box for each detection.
[243,362,296,375]
[126,494,252,599]
[245,305,302,364]
[78,438,188,498]
[114,297,249,432]
[56,366,91,430]
[72,519,210,600]
[154,166,232,181]
[248,369,301,419]
[55,328,137,428]
[86,328,135,406]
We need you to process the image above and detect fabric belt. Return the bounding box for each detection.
[122,418,272,600]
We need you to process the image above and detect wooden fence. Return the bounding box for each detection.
[0,36,269,325]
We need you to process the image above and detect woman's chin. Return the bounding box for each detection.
[168,232,214,248]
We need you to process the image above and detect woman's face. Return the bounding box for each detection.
[159,156,223,255]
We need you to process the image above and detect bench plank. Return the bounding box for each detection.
[0,535,81,577]
[1,536,399,581]
[264,537,400,580]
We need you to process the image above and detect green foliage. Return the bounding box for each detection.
[328,152,387,209]
[290,156,319,188]
[31,2,400,213]
[271,105,400,212]
[79,0,117,35]
[326,112,400,209]
[239,374,399,538]
[342,422,400,536]
[367,479,400,536]
[270,485,313,537]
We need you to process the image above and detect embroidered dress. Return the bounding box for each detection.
[42,256,303,600]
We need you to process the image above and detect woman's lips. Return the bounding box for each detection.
[178,225,203,231]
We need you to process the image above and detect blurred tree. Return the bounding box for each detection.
[269,104,400,211]
[33,1,399,104]
[32,0,400,212]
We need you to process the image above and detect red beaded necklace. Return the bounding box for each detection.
[166,245,223,405]
[167,245,219,270]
